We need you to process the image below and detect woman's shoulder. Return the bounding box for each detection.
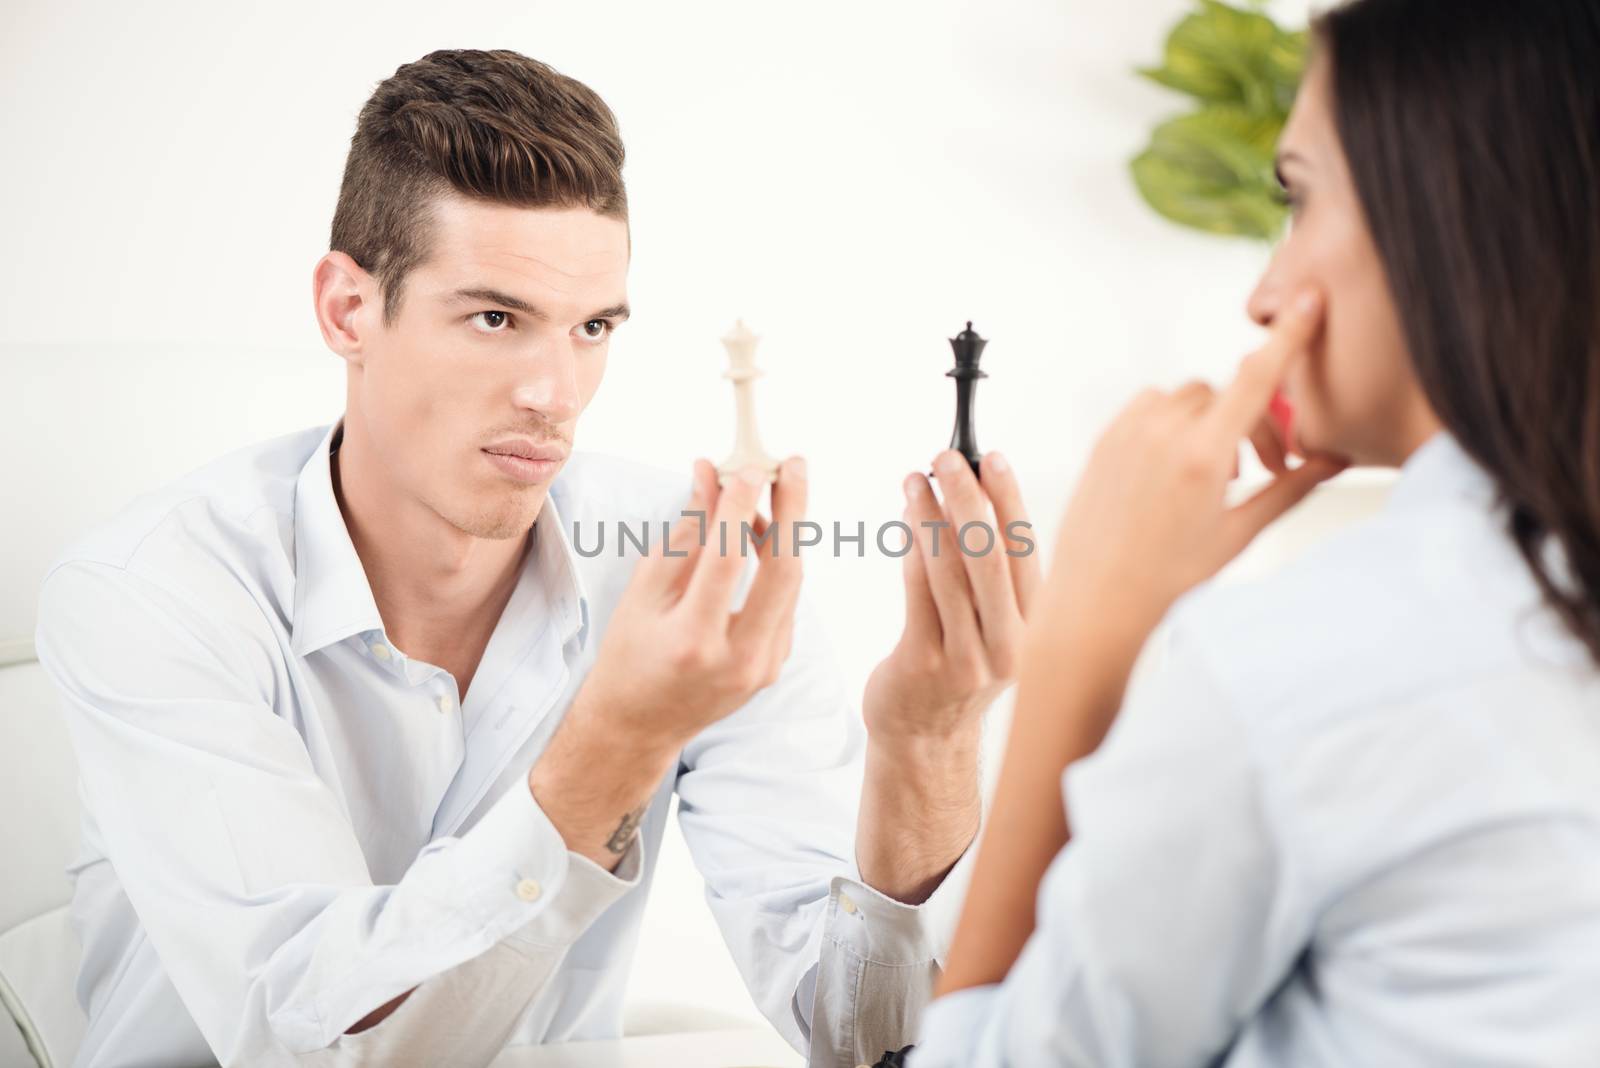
[1163,490,1561,726]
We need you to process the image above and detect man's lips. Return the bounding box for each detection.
[482,439,567,462]
[482,447,565,485]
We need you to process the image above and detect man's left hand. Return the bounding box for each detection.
[864,449,1041,746]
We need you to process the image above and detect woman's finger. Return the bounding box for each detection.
[1249,415,1289,475]
[1219,455,1347,559]
[1173,380,1214,413]
[1207,288,1323,442]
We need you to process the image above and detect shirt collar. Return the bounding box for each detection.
[532,471,592,651]
[289,417,590,658]
[1384,428,1499,516]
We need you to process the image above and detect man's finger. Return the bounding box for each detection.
[643,459,717,594]
[906,466,983,656]
[1207,288,1323,440]
[898,475,943,648]
[979,451,1042,620]
[769,455,808,540]
[684,465,767,621]
[730,457,807,652]
[932,451,1019,662]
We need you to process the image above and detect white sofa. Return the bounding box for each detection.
[0,641,85,1068]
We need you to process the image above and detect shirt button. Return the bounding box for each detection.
[436,694,452,714]
[515,878,542,902]
[370,643,392,661]
[839,892,857,915]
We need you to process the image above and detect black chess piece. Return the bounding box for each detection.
[947,320,989,474]
[869,1044,916,1068]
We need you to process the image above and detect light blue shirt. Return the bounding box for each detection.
[34,418,961,1068]
[911,431,1600,1067]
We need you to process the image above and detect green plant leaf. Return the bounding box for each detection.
[1130,0,1307,242]
[1138,0,1305,116]
[1131,108,1288,240]
[1263,29,1309,112]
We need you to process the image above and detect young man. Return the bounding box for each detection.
[35,48,1037,1068]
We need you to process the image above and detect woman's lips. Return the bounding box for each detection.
[482,449,561,484]
[1269,387,1296,450]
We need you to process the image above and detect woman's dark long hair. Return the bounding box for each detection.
[1315,0,1600,662]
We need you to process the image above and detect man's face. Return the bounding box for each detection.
[351,196,630,541]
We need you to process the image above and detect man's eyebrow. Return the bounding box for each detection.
[444,287,630,323]
[447,287,547,318]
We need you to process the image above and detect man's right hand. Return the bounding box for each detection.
[527,455,808,869]
[583,454,808,747]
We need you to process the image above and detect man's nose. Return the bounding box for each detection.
[510,343,581,425]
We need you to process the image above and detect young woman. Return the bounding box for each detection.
[910,1,1600,1064]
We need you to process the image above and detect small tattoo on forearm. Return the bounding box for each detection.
[606,805,646,854]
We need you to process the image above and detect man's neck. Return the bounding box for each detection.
[329,418,532,667]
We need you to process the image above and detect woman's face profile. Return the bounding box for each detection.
[1246,54,1437,467]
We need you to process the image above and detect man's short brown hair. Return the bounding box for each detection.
[329,48,627,325]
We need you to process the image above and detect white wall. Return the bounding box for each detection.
[3,0,1378,1026]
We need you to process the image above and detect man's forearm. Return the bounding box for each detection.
[528,697,681,871]
[855,728,982,905]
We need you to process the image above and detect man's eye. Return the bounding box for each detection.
[579,319,612,342]
[469,310,512,332]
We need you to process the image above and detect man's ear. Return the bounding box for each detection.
[312,251,379,365]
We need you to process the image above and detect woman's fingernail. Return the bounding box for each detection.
[785,456,807,482]
[904,473,923,500]
[986,451,1009,475]
[934,451,963,476]
[1295,289,1321,315]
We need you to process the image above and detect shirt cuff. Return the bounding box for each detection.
[830,832,979,968]
[906,984,1001,1068]
[288,779,640,1046]
[444,771,585,940]
[824,873,943,969]
[495,781,644,951]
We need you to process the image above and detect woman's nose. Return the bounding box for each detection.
[1246,265,1284,329]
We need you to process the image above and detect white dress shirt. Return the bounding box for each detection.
[911,431,1600,1067]
[34,418,964,1068]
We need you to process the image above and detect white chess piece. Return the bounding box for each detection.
[717,319,781,484]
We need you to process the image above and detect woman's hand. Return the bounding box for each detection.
[1042,287,1347,648]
